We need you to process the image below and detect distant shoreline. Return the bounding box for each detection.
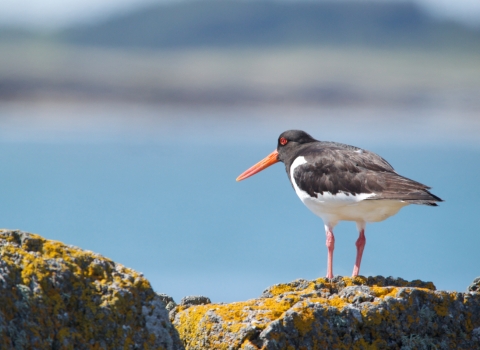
[1,44,479,109]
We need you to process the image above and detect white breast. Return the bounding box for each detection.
[289,156,409,226]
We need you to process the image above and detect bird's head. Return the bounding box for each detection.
[236,130,316,181]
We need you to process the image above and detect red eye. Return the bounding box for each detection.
[280,137,288,145]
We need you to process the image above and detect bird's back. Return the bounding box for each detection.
[290,142,442,211]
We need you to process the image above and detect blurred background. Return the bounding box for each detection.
[0,0,479,303]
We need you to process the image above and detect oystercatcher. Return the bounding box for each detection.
[236,130,442,279]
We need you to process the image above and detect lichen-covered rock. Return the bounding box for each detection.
[0,229,183,349]
[468,277,480,292]
[180,296,211,307]
[172,275,480,350]
[159,293,178,312]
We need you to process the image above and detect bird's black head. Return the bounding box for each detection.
[277,130,317,162]
[236,130,317,182]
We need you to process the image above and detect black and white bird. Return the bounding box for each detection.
[236,130,442,279]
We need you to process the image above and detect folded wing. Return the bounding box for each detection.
[294,146,443,206]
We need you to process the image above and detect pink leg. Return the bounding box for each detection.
[325,225,335,279]
[352,222,366,277]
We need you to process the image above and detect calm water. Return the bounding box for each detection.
[0,102,479,302]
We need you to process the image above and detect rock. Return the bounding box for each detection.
[172,276,480,349]
[180,296,211,307]
[3,228,479,349]
[468,277,480,292]
[0,229,183,349]
[158,293,178,311]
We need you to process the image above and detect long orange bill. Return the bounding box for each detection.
[236,150,279,182]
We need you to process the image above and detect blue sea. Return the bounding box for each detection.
[0,102,478,302]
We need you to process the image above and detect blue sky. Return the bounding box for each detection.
[1,0,480,29]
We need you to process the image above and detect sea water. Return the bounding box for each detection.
[0,102,478,302]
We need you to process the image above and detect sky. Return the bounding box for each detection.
[1,0,480,30]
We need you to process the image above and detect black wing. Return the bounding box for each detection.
[293,146,442,206]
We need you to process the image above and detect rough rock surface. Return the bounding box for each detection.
[172,275,480,349]
[0,229,183,349]
[468,277,480,293]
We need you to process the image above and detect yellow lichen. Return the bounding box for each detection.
[267,280,316,297]
[173,276,479,350]
[327,296,348,309]
[0,230,162,349]
[342,276,368,287]
[433,293,454,317]
[174,289,306,349]
[370,286,399,299]
[292,304,315,336]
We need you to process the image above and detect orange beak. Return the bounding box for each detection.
[236,150,279,182]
